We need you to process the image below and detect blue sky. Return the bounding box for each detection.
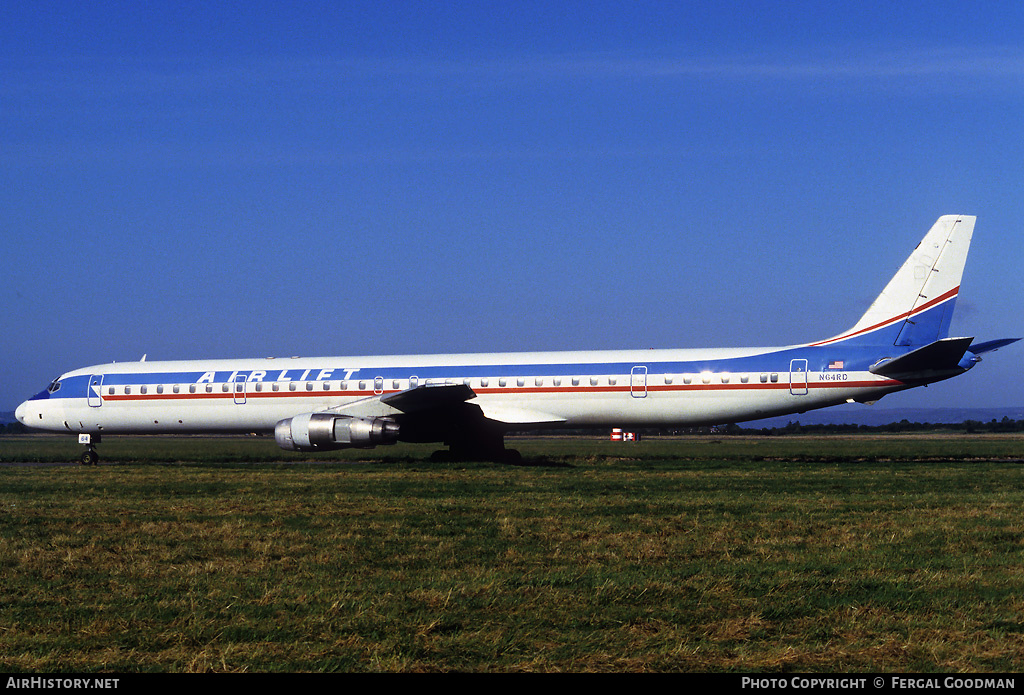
[3,1,1023,413]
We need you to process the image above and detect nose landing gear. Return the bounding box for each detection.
[78,433,100,466]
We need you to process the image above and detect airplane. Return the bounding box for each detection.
[15,214,1018,466]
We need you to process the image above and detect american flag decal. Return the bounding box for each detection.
[828,360,844,369]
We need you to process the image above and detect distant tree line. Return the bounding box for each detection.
[517,416,1024,437]
[5,417,1024,438]
[0,421,29,435]
[684,416,1024,436]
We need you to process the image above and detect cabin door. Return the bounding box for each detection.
[789,359,809,395]
[231,373,248,404]
[630,366,648,398]
[87,375,103,408]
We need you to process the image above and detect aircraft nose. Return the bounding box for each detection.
[15,401,28,425]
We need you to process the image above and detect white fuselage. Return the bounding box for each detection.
[18,344,903,437]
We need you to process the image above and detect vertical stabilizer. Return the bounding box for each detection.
[825,215,975,347]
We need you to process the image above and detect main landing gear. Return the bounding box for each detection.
[431,429,523,464]
[78,433,100,466]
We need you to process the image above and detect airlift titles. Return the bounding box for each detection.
[197,367,359,384]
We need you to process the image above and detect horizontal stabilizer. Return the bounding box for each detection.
[968,338,1021,355]
[869,337,974,379]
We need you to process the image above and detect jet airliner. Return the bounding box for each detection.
[16,215,1018,465]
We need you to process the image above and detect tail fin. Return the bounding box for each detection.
[821,215,975,347]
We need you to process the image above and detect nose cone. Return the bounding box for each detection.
[15,392,65,433]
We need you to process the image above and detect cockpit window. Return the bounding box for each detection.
[47,379,62,394]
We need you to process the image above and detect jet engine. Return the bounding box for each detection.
[274,413,400,452]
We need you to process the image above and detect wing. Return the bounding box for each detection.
[322,382,476,419]
[325,381,566,426]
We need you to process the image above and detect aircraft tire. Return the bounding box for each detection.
[502,449,522,465]
[80,450,99,466]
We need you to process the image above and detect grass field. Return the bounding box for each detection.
[2,434,1023,672]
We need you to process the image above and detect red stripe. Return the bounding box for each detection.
[810,286,958,346]
[98,378,904,404]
